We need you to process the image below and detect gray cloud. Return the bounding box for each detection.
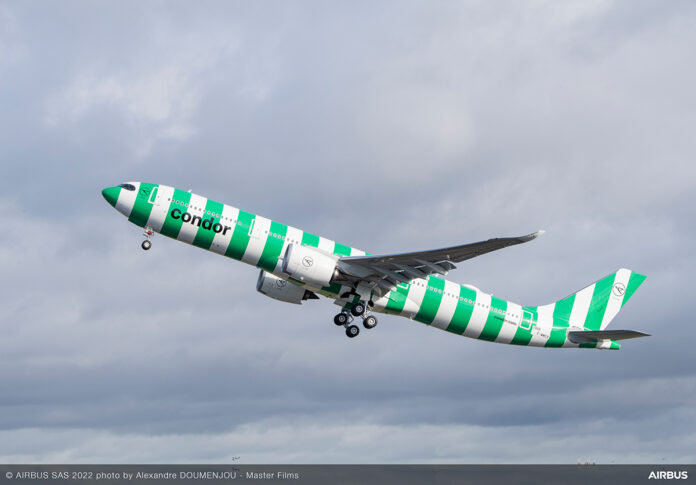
[0,0,694,464]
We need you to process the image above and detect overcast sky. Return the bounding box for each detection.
[0,0,694,463]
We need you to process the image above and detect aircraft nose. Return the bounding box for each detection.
[101,186,120,207]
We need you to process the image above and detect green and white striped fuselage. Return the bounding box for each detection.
[104,182,646,350]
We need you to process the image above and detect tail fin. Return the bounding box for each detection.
[551,268,646,330]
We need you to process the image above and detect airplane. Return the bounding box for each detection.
[102,182,649,349]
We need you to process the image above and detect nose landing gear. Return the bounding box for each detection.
[141,227,154,250]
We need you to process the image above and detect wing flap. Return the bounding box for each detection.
[336,231,544,293]
[341,230,544,267]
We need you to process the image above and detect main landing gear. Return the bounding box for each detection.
[333,300,378,338]
[141,227,153,250]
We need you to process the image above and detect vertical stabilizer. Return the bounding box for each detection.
[551,269,647,330]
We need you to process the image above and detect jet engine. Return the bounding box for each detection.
[256,270,318,304]
[281,244,340,289]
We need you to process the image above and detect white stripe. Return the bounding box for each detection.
[275,226,304,272]
[317,236,335,254]
[401,278,427,318]
[146,185,174,232]
[114,181,139,218]
[372,297,388,313]
[568,283,595,329]
[600,269,631,330]
[530,303,555,347]
[210,204,240,255]
[431,280,460,330]
[285,226,304,249]
[350,247,366,256]
[241,216,271,265]
[537,302,555,331]
[176,193,207,244]
[495,301,522,344]
[463,291,491,339]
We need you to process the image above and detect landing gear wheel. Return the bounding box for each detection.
[346,325,360,338]
[363,315,378,329]
[351,303,365,317]
[141,240,152,250]
[334,313,348,326]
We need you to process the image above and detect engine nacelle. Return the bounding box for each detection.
[256,270,318,304]
[281,244,339,289]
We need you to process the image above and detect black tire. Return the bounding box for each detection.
[346,325,360,338]
[351,303,365,317]
[363,315,378,329]
[334,313,348,326]
[141,240,152,250]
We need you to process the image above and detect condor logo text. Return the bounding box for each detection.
[170,208,233,235]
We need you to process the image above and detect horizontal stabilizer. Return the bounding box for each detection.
[568,329,650,344]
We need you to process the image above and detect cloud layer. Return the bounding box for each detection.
[0,0,694,463]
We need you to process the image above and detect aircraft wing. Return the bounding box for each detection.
[335,230,544,295]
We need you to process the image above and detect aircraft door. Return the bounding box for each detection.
[248,218,269,240]
[149,186,159,205]
[521,309,536,330]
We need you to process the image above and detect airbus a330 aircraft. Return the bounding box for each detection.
[102,182,649,349]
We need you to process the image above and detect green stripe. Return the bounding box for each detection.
[192,199,225,250]
[414,276,446,325]
[225,210,255,260]
[511,306,538,346]
[579,342,598,349]
[552,293,575,323]
[333,242,352,256]
[258,221,288,272]
[385,284,410,314]
[621,272,647,307]
[102,186,121,207]
[128,183,158,227]
[159,188,192,239]
[478,296,508,341]
[445,285,476,335]
[545,329,566,347]
[553,294,575,325]
[321,282,343,296]
[543,294,576,347]
[301,232,320,247]
[584,276,615,330]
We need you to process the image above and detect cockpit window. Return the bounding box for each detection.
[119,183,136,191]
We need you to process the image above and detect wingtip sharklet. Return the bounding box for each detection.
[521,230,545,241]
